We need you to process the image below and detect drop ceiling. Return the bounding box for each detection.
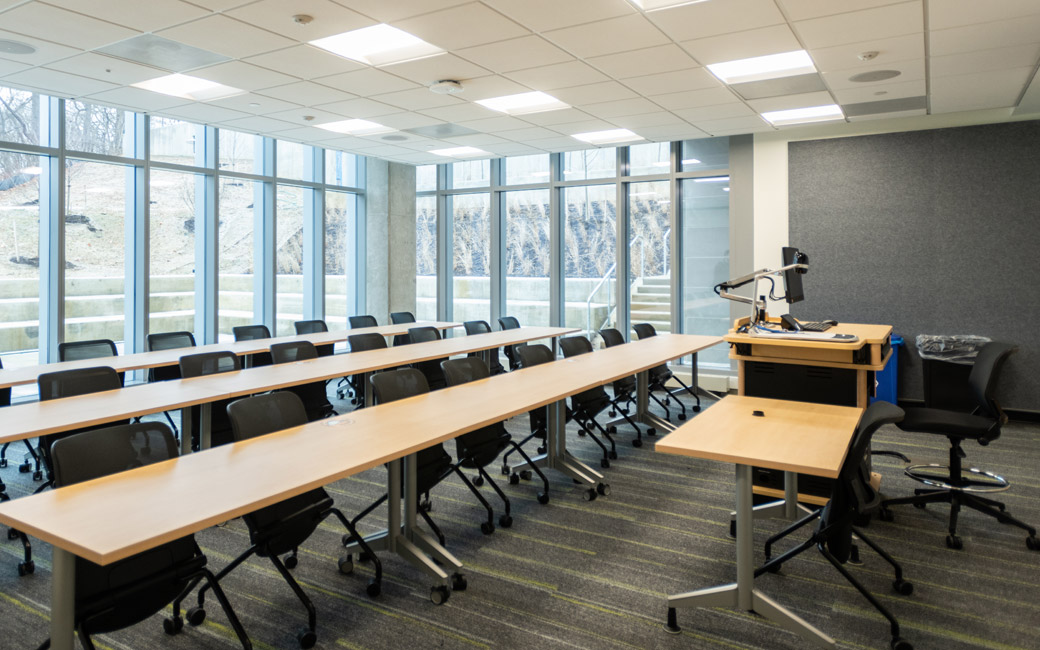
[0,0,1038,164]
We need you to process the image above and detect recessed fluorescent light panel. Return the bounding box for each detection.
[476,91,568,115]
[317,119,394,136]
[310,24,443,66]
[132,74,244,101]
[707,50,816,85]
[761,104,844,126]
[430,146,489,158]
[628,0,710,11]
[572,129,644,145]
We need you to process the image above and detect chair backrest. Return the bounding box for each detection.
[498,316,520,330]
[147,331,196,352]
[232,324,271,342]
[516,343,554,368]
[51,422,178,488]
[348,332,388,352]
[390,311,416,325]
[58,338,117,362]
[442,356,490,386]
[0,356,10,408]
[371,368,429,404]
[632,323,657,340]
[179,351,241,378]
[293,319,328,335]
[464,320,492,335]
[408,326,440,344]
[968,342,1016,421]
[227,391,308,441]
[349,314,378,328]
[599,328,625,348]
[38,366,122,401]
[270,340,318,364]
[559,335,593,358]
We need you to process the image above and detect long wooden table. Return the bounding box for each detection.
[0,320,462,390]
[656,395,862,648]
[0,333,720,650]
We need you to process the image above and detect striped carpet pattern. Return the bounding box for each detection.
[1,391,1038,650]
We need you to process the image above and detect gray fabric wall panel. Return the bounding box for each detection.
[789,121,1040,411]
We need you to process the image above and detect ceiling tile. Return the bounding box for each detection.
[746,90,836,113]
[673,102,756,122]
[86,86,189,112]
[455,115,533,132]
[587,44,698,79]
[269,125,335,142]
[317,68,420,95]
[382,54,491,85]
[450,75,530,101]
[440,132,510,146]
[549,119,618,135]
[693,114,769,134]
[544,14,669,59]
[44,53,164,85]
[822,58,923,90]
[831,78,925,104]
[0,56,30,76]
[5,68,118,97]
[394,3,530,51]
[506,61,608,91]
[680,24,802,66]
[651,86,738,110]
[632,124,710,141]
[481,0,635,33]
[929,14,1040,57]
[256,81,356,105]
[189,61,299,91]
[0,28,82,66]
[552,81,637,105]
[243,45,365,79]
[372,87,466,110]
[611,111,689,128]
[218,115,301,134]
[206,92,302,115]
[793,2,922,50]
[314,97,402,118]
[331,0,470,23]
[520,107,595,126]
[929,66,1035,113]
[482,142,543,155]
[392,151,447,163]
[847,107,926,122]
[158,15,296,59]
[181,0,253,10]
[582,97,663,119]
[647,0,785,42]
[525,135,590,150]
[623,68,719,96]
[419,102,500,122]
[776,0,910,22]
[227,0,374,41]
[930,44,1040,79]
[365,112,442,129]
[808,33,923,72]
[496,126,567,141]
[456,36,573,74]
[927,0,1040,31]
[265,107,347,126]
[162,102,252,123]
[0,3,138,50]
[45,0,208,32]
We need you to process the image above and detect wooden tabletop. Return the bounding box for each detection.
[0,321,462,389]
[0,326,577,445]
[724,320,892,350]
[655,395,862,478]
[0,333,721,565]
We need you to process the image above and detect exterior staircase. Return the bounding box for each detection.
[630,276,671,333]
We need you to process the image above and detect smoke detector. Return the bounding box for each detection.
[429,80,464,95]
[293,14,313,25]
[857,51,879,62]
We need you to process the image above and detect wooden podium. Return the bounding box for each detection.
[725,317,893,503]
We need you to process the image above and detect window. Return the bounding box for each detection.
[563,148,615,181]
[682,176,730,369]
[325,190,356,328]
[416,164,436,192]
[450,160,489,189]
[325,150,358,187]
[276,140,307,181]
[682,138,729,173]
[504,189,550,326]
[0,85,41,146]
[219,129,258,174]
[449,193,490,323]
[218,177,260,341]
[0,151,41,368]
[65,101,130,156]
[565,184,617,336]
[628,181,671,337]
[416,194,437,321]
[149,170,199,336]
[629,142,670,176]
[504,154,550,185]
[150,117,202,166]
[275,185,306,335]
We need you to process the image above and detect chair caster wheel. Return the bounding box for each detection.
[0,459,6,468]
[1025,535,1039,551]
[765,563,781,574]
[729,520,736,538]
[608,450,618,460]
[577,430,586,437]
[509,473,520,485]
[537,492,549,505]
[7,528,19,540]
[19,463,31,473]
[163,616,184,635]
[338,556,353,575]
[501,465,511,476]
[692,406,701,413]
[893,579,913,595]
[583,488,597,501]
[186,606,206,626]
[17,561,34,576]
[913,502,926,509]
[284,554,298,569]
[891,637,913,650]
[366,580,381,597]
[421,499,433,512]
[647,428,656,436]
[879,509,894,522]
[607,426,617,434]
[600,458,610,469]
[430,585,450,604]
[32,471,43,481]
[520,470,532,481]
[632,438,642,447]
[472,475,484,487]
[480,521,495,535]
[499,515,513,528]
[597,483,610,497]
[452,573,467,591]
[537,445,547,454]
[297,628,317,649]
[609,410,617,417]
[946,535,963,550]
[678,414,686,421]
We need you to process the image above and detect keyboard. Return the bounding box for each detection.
[799,321,834,332]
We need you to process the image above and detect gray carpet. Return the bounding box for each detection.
[1,390,1038,650]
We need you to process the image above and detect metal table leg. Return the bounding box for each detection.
[180,406,193,455]
[728,470,815,535]
[611,369,674,433]
[666,464,834,648]
[50,547,76,650]
[511,399,608,500]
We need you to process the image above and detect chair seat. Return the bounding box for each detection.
[897,407,996,440]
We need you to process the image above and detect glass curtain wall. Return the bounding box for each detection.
[504,189,550,326]
[149,170,198,335]
[565,184,617,336]
[218,177,259,340]
[628,180,671,338]
[325,190,356,329]
[0,150,41,370]
[276,184,306,335]
[415,193,437,321]
[449,192,491,324]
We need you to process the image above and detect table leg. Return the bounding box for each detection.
[666,464,834,648]
[363,373,373,408]
[728,471,814,534]
[180,406,193,455]
[199,403,212,450]
[50,547,76,650]
[609,369,674,434]
[512,399,607,499]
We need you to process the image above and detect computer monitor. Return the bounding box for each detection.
[782,246,805,304]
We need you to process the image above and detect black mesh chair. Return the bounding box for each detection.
[463,320,505,375]
[349,315,378,329]
[146,331,197,434]
[0,360,35,577]
[58,338,124,386]
[41,421,251,650]
[497,316,522,370]
[632,322,701,421]
[194,392,380,649]
[179,352,240,450]
[389,311,416,346]
[232,324,273,368]
[880,342,1038,551]
[556,337,618,467]
[270,341,337,422]
[599,328,648,434]
[501,344,573,480]
[442,357,549,534]
[344,333,388,407]
[293,320,334,357]
[407,326,447,390]
[563,334,646,447]
[754,402,913,650]
[350,370,454,546]
[0,356,42,480]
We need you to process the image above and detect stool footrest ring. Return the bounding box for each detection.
[904,464,1010,493]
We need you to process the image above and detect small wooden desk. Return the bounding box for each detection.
[656,396,862,648]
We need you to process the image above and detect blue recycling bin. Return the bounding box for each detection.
[872,335,903,404]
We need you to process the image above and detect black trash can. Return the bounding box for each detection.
[916,335,991,412]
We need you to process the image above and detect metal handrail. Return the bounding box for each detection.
[583,234,651,336]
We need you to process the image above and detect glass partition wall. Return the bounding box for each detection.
[0,84,365,384]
